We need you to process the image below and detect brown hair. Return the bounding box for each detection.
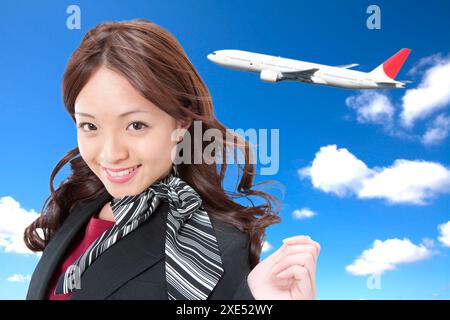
[24,19,282,269]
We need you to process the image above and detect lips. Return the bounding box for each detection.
[102,164,142,184]
[104,165,139,176]
[103,165,141,172]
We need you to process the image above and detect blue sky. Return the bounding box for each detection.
[1,0,449,300]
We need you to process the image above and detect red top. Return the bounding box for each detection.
[47,215,115,300]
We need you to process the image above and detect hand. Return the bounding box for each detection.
[247,235,321,300]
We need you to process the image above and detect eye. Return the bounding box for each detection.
[77,122,97,131]
[127,121,148,131]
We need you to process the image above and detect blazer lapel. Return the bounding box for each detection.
[27,191,170,300]
[26,191,112,300]
[69,199,169,299]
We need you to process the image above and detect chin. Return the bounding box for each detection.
[102,183,142,199]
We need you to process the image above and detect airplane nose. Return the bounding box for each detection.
[207,53,217,62]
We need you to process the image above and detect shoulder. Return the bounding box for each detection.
[209,214,250,253]
[207,213,255,300]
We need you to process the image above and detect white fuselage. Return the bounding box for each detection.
[207,50,405,89]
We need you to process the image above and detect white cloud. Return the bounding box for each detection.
[0,238,8,247]
[421,113,450,145]
[262,241,273,253]
[401,55,450,127]
[407,54,441,76]
[298,145,373,197]
[438,221,450,247]
[346,238,432,276]
[0,196,40,255]
[345,53,450,145]
[292,208,317,219]
[345,91,395,125]
[299,145,450,205]
[7,274,31,283]
[359,159,450,205]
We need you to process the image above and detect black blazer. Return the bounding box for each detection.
[26,191,256,300]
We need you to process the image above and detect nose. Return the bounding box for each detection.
[100,135,129,164]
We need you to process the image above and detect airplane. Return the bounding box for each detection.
[207,48,411,89]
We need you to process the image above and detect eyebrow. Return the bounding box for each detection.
[74,110,152,118]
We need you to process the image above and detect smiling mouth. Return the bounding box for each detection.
[101,164,142,184]
[103,165,141,177]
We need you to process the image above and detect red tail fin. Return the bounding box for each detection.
[381,48,411,79]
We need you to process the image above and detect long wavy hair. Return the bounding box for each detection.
[24,19,283,268]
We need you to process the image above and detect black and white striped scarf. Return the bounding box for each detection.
[54,164,224,300]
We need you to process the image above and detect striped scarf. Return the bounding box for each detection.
[54,164,224,300]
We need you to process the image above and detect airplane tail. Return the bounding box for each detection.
[369,48,411,80]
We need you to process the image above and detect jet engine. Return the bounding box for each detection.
[260,69,280,83]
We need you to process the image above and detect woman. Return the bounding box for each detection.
[24,19,320,300]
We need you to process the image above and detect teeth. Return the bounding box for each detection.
[106,166,137,177]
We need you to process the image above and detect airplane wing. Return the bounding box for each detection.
[279,68,319,82]
[336,63,359,69]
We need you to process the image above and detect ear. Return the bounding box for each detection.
[176,118,192,132]
[174,119,191,143]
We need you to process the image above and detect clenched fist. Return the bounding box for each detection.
[247,235,320,300]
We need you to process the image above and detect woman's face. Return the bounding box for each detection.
[74,66,186,198]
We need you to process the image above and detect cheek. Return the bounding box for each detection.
[77,135,98,166]
[136,131,177,164]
